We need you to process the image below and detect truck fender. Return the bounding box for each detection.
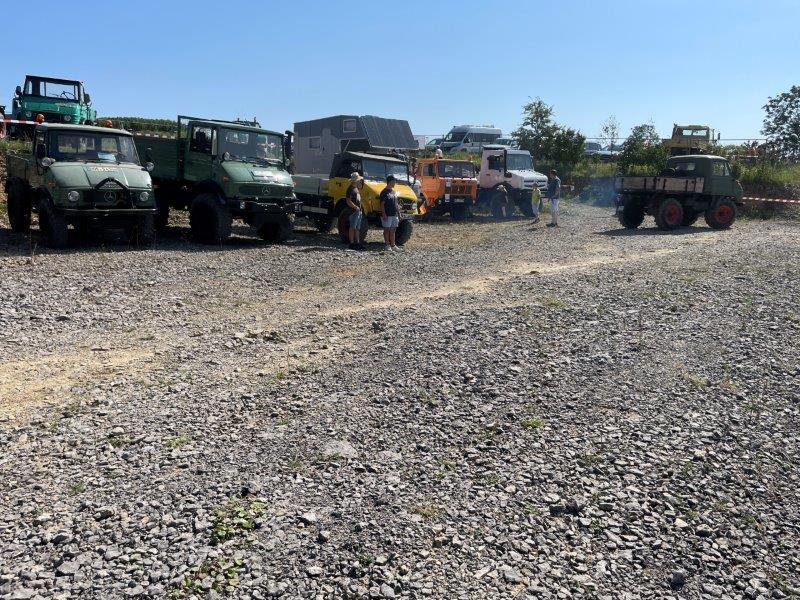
[191,181,225,204]
[333,198,349,216]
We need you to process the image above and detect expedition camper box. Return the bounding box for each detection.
[293,115,417,175]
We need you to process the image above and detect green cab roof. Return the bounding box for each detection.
[37,123,132,136]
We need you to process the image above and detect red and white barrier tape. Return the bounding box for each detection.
[1,118,42,126]
[743,196,800,205]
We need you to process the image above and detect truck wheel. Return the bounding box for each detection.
[704,199,737,230]
[654,198,683,231]
[6,179,32,233]
[313,215,335,233]
[396,219,413,246]
[337,208,368,244]
[190,193,232,244]
[129,214,156,246]
[517,197,535,218]
[38,198,69,248]
[618,203,645,229]
[258,216,294,243]
[682,209,700,226]
[451,204,468,222]
[155,194,170,230]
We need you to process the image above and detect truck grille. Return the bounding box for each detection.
[89,180,133,208]
[41,112,73,124]
[449,183,472,195]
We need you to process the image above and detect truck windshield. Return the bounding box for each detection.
[506,153,533,171]
[49,132,139,164]
[438,161,475,178]
[680,129,709,138]
[362,159,410,183]
[219,128,283,163]
[443,130,466,142]
[25,78,81,102]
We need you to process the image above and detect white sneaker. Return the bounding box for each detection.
[385,245,394,252]
[393,245,402,251]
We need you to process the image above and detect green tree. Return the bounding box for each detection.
[599,115,620,150]
[762,85,800,160]
[618,122,668,174]
[512,97,585,165]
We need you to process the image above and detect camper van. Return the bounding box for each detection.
[440,125,502,154]
[293,115,418,174]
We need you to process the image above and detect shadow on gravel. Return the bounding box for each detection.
[596,226,712,237]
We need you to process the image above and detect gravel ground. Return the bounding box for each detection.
[0,203,798,600]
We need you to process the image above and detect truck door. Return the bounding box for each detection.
[184,124,216,182]
[710,160,733,197]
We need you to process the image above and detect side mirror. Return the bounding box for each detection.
[84,93,91,104]
[36,144,47,160]
[145,162,155,173]
[15,85,21,97]
[221,151,231,162]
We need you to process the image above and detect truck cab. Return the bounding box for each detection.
[664,155,742,198]
[10,75,97,137]
[4,123,155,247]
[415,156,477,220]
[479,146,548,206]
[663,124,716,156]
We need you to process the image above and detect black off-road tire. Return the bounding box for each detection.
[396,219,413,246]
[704,198,737,230]
[129,214,156,246]
[6,179,32,233]
[618,202,645,229]
[517,197,535,218]
[654,198,684,231]
[258,215,294,243]
[451,204,468,222]
[190,193,232,244]
[38,198,69,248]
[155,195,170,230]
[337,208,368,244]
[682,209,700,226]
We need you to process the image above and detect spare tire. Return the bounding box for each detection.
[396,219,413,246]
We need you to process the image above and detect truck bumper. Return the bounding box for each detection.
[230,198,303,229]
[59,208,157,217]
[437,196,474,207]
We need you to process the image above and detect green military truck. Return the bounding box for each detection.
[4,123,155,248]
[8,75,97,138]
[131,116,300,244]
[615,155,743,231]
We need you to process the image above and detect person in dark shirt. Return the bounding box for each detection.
[546,169,561,227]
[345,172,365,250]
[379,175,402,251]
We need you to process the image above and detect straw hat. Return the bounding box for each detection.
[349,172,363,183]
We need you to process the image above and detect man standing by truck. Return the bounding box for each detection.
[346,172,365,250]
[380,175,401,251]
[547,169,561,227]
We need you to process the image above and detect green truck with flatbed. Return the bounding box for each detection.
[131,116,300,244]
[615,154,744,231]
[4,123,155,247]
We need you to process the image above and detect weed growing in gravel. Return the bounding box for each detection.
[165,435,191,449]
[210,499,266,545]
[521,416,545,429]
[540,297,567,309]
[412,504,440,519]
[481,472,501,485]
[67,483,86,496]
[682,373,710,388]
[170,555,244,597]
[358,553,375,567]
[109,436,132,448]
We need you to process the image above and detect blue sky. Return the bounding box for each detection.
[3,0,798,142]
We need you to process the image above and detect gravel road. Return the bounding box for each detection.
[0,203,798,599]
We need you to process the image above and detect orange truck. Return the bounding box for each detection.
[414,156,478,221]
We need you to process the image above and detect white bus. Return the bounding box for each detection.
[440,125,502,154]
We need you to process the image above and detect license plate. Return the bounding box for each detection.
[454,198,464,203]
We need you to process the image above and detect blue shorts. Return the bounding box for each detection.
[381,216,399,229]
[349,211,362,229]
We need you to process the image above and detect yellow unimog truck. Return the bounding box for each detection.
[292,150,420,245]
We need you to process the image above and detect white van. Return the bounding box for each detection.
[440,125,502,154]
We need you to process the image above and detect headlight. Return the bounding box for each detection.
[67,191,80,203]
[25,111,32,118]
[63,115,72,123]
[138,191,150,202]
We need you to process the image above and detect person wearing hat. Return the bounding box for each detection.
[346,172,366,250]
[379,175,402,251]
